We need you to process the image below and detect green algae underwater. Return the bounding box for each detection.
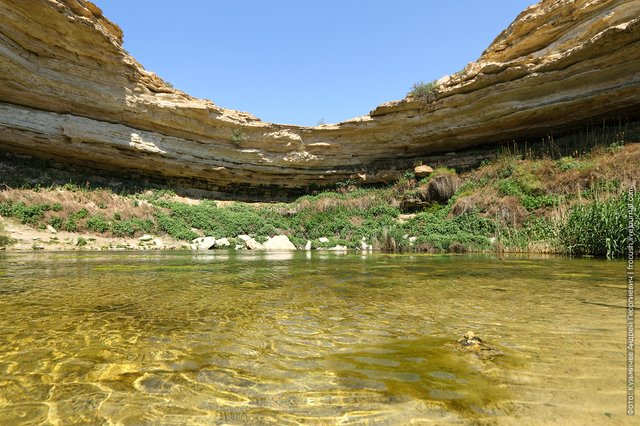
[0,251,631,424]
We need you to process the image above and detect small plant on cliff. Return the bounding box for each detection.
[409,80,440,103]
[230,130,244,148]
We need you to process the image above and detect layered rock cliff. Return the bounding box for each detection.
[0,0,639,197]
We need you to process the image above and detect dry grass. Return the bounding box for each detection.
[424,173,461,202]
[295,193,387,213]
[452,189,529,227]
[470,144,640,196]
[0,188,156,221]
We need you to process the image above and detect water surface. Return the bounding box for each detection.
[0,252,631,424]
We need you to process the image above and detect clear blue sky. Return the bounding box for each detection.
[95,1,536,126]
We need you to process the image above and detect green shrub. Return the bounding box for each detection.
[74,209,89,219]
[155,200,285,239]
[2,202,51,224]
[49,216,63,230]
[402,211,492,251]
[63,218,78,232]
[409,80,440,103]
[155,212,198,241]
[557,156,581,171]
[87,215,110,233]
[111,218,154,237]
[522,194,558,211]
[0,201,13,217]
[497,179,522,197]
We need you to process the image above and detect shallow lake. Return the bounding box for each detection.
[0,252,631,424]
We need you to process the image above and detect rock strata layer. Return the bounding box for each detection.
[0,0,639,197]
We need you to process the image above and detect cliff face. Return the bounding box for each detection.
[0,0,639,196]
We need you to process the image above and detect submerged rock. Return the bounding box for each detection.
[447,331,505,360]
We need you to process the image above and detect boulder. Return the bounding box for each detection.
[414,165,434,179]
[262,235,296,251]
[215,237,231,248]
[304,240,312,250]
[237,235,263,250]
[139,234,153,242]
[191,236,216,250]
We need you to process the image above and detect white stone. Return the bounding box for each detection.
[237,234,251,242]
[46,224,57,234]
[328,245,348,251]
[318,237,329,243]
[197,236,216,250]
[215,237,231,248]
[262,235,296,251]
[304,240,312,250]
[243,237,263,250]
[139,234,153,242]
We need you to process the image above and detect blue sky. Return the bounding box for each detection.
[95,1,536,126]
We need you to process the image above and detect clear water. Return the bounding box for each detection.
[0,252,632,424]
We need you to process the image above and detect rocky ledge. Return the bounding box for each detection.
[0,0,639,197]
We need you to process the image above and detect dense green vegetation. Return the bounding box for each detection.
[0,143,638,256]
[559,191,639,257]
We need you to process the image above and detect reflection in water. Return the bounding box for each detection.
[0,252,629,424]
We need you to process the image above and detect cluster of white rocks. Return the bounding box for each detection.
[189,235,378,252]
[190,235,296,251]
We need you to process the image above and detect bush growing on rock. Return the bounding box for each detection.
[408,80,440,103]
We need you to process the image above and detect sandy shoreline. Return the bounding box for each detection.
[1,218,186,251]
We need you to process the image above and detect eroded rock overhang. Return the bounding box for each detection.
[0,0,639,197]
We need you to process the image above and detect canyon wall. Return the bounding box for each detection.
[0,0,639,197]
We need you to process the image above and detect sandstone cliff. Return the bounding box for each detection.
[0,0,639,197]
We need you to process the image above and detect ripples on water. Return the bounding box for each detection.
[0,252,630,424]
